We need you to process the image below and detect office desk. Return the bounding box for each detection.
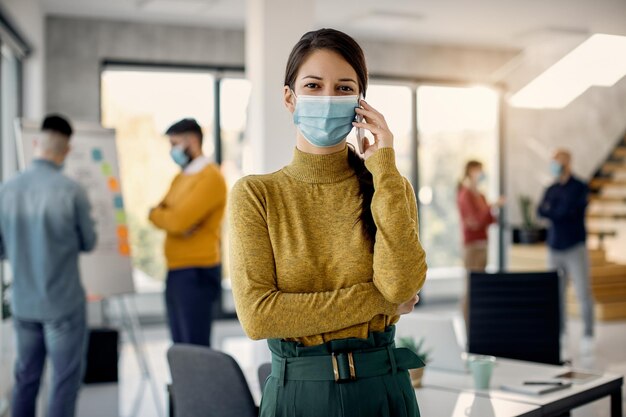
[415,387,541,417]
[424,358,623,417]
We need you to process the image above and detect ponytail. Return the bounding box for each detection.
[347,145,376,248]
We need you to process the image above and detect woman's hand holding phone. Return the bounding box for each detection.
[353,99,394,160]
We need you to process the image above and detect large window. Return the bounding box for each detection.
[101,66,250,297]
[416,86,501,270]
[348,83,414,180]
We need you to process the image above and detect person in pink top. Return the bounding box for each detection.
[457,160,504,321]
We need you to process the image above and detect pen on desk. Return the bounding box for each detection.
[523,381,565,386]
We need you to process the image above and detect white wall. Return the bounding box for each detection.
[362,39,517,83]
[46,16,245,122]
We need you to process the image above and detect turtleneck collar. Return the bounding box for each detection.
[283,146,355,184]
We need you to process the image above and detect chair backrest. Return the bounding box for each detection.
[167,344,257,417]
[468,271,561,365]
[258,362,272,392]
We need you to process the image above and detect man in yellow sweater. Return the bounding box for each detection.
[149,118,227,346]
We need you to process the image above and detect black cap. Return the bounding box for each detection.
[165,118,203,144]
[41,114,73,138]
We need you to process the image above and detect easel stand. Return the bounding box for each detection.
[102,295,164,417]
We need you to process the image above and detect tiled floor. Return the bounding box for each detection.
[83,303,626,417]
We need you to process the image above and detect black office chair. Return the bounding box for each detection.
[468,271,561,365]
[167,344,257,417]
[258,362,272,392]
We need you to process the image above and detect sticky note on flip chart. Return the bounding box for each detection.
[114,195,124,209]
[115,210,126,224]
[108,178,120,192]
[117,226,128,239]
[118,242,130,256]
[92,149,103,162]
[101,163,112,176]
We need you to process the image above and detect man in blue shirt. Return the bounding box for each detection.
[538,149,594,356]
[0,115,97,417]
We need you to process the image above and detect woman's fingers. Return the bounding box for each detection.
[355,99,394,159]
[355,106,388,130]
[352,120,385,136]
[359,100,389,127]
[359,99,382,117]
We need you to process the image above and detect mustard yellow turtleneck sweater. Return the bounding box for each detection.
[229,146,427,346]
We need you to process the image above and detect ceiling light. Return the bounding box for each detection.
[509,34,626,109]
[350,10,424,33]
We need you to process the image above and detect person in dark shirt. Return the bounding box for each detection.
[538,149,594,356]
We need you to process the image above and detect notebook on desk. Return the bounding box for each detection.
[500,381,572,395]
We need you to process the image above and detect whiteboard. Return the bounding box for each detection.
[15,119,135,298]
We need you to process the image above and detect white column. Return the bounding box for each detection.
[245,0,316,174]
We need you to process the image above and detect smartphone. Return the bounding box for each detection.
[554,371,599,383]
[355,96,365,154]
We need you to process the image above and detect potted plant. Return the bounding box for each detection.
[515,195,546,244]
[396,336,430,388]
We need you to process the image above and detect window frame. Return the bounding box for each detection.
[1,9,28,322]
[0,7,28,412]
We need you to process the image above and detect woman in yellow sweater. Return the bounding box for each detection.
[229,29,427,417]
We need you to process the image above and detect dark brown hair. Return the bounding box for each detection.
[459,160,483,190]
[284,28,376,245]
[464,160,483,179]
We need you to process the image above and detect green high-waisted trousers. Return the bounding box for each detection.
[260,325,424,417]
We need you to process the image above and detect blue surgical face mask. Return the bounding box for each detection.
[292,92,359,148]
[477,172,486,183]
[170,145,190,168]
[550,161,563,177]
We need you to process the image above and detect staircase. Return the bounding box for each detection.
[569,133,626,320]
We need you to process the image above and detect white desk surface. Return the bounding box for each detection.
[415,387,541,417]
[423,357,623,406]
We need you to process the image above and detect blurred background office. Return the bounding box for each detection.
[0,0,625,416]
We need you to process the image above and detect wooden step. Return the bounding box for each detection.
[588,205,626,214]
[590,264,626,284]
[568,283,626,302]
[587,229,617,240]
[589,178,626,189]
[587,213,626,220]
[601,161,626,174]
[613,147,626,158]
[568,300,626,320]
[589,195,626,203]
[588,248,606,266]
